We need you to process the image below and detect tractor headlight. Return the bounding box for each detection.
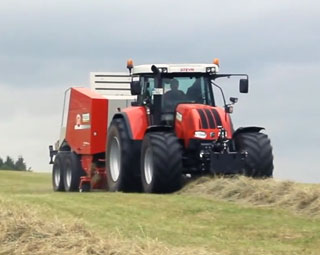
[194,131,207,139]
[159,67,168,73]
[206,67,215,73]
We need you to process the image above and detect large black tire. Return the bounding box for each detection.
[52,153,65,192]
[235,132,274,177]
[62,151,85,192]
[141,132,183,193]
[106,118,141,192]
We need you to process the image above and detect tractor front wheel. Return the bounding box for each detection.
[141,132,183,193]
[235,132,274,177]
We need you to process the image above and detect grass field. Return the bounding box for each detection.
[1,170,320,254]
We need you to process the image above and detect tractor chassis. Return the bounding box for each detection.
[185,139,247,175]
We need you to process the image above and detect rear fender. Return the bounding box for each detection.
[112,113,134,139]
[113,106,148,140]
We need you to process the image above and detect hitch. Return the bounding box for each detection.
[209,126,248,174]
[49,145,57,164]
[212,126,229,152]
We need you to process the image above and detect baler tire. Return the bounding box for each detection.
[141,132,183,193]
[62,152,84,192]
[106,118,141,192]
[235,132,274,178]
[52,153,65,192]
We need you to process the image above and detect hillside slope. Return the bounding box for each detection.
[0,171,320,255]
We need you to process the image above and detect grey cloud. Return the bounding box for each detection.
[0,84,63,171]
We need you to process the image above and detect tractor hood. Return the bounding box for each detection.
[174,104,234,147]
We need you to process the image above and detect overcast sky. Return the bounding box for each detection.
[0,0,319,182]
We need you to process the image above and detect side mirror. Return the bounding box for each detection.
[130,81,141,95]
[239,79,249,93]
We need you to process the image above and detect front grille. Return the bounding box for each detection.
[197,108,222,129]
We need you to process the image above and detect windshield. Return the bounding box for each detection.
[161,75,213,112]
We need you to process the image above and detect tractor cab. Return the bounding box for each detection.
[133,73,214,125]
[128,60,248,127]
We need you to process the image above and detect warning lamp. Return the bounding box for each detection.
[127,59,134,74]
[213,58,220,66]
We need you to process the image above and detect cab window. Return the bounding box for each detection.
[140,76,155,104]
[162,76,213,112]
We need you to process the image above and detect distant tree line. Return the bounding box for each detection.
[0,155,29,171]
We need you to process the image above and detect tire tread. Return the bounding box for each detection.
[236,132,274,177]
[142,132,183,193]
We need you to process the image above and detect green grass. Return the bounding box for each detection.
[1,170,320,254]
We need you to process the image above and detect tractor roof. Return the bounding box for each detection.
[132,63,219,75]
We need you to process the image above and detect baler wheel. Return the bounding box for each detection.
[141,132,183,193]
[52,153,65,192]
[62,152,84,192]
[106,118,141,192]
[235,132,274,177]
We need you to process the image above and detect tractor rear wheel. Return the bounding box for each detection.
[141,132,183,193]
[62,152,84,191]
[235,132,274,177]
[52,153,65,192]
[106,118,141,192]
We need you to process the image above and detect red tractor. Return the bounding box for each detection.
[49,59,273,193]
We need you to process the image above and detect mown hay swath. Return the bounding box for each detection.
[181,176,320,218]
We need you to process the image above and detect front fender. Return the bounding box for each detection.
[232,126,265,138]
